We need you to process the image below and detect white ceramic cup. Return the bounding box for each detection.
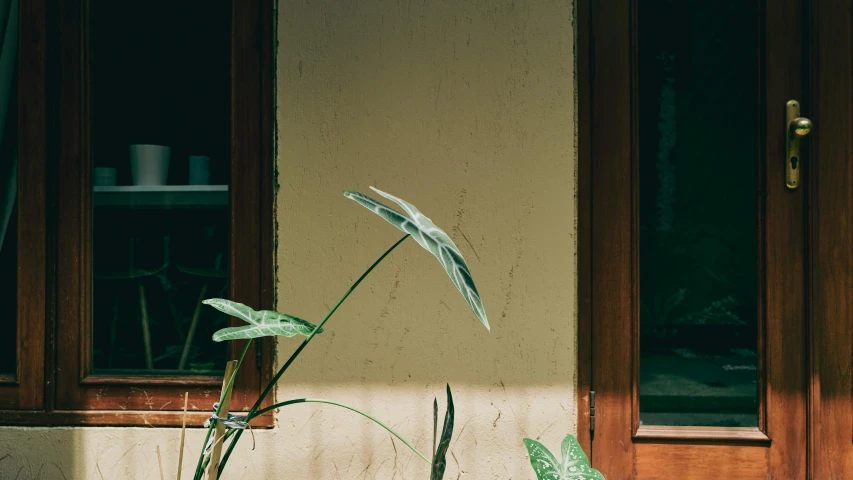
[129,144,171,186]
[188,155,211,185]
[93,167,117,186]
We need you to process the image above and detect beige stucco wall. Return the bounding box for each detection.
[0,0,576,478]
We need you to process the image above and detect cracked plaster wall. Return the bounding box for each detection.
[0,0,577,477]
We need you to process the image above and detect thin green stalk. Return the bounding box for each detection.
[250,398,431,464]
[217,234,411,475]
[192,339,253,480]
[199,429,238,473]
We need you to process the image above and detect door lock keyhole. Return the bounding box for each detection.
[786,100,812,190]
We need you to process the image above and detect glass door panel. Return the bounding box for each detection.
[90,0,232,374]
[0,58,16,377]
[638,0,759,427]
[0,195,15,375]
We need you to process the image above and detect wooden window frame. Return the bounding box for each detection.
[0,0,49,412]
[0,0,275,426]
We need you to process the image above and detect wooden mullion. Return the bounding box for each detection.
[229,0,267,410]
[257,0,275,413]
[42,0,59,414]
[54,0,86,410]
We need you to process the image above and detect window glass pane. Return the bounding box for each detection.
[90,1,231,374]
[638,0,759,427]
[0,62,16,376]
[0,196,15,375]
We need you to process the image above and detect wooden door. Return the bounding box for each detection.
[807,1,853,477]
[583,0,853,477]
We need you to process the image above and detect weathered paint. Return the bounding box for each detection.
[0,0,577,477]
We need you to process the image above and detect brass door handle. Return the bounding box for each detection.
[786,100,813,190]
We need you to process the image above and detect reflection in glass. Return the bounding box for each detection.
[638,0,759,427]
[90,1,231,374]
[0,196,15,374]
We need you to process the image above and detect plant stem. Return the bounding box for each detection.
[250,398,431,464]
[199,428,238,471]
[192,339,253,480]
[217,234,411,475]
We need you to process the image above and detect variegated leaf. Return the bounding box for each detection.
[344,187,489,331]
[560,473,605,480]
[523,436,605,480]
[204,298,322,342]
[211,318,318,341]
[561,435,605,479]
[523,438,562,480]
[202,299,261,325]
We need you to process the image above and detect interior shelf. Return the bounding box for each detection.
[93,185,228,207]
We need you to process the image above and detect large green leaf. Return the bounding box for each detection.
[344,187,489,331]
[523,438,562,480]
[202,299,261,324]
[430,384,455,480]
[560,435,605,479]
[203,298,322,342]
[523,435,605,480]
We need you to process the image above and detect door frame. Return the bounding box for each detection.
[806,0,853,476]
[576,0,592,455]
[578,0,853,477]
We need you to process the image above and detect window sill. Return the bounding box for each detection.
[80,373,222,387]
[0,409,275,427]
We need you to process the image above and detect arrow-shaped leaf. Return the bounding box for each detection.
[344,187,489,331]
[523,438,562,480]
[523,435,606,480]
[202,299,262,325]
[203,298,322,342]
[561,435,605,479]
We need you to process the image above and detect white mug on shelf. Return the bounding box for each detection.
[188,155,211,185]
[93,167,117,187]
[129,144,171,186]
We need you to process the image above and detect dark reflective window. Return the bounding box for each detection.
[90,1,231,374]
[639,0,759,427]
[0,195,15,374]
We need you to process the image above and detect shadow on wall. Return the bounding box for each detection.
[0,428,76,479]
[273,231,566,386]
